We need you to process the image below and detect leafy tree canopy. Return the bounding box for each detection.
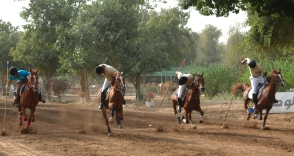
[179,0,294,20]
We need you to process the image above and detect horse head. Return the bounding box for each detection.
[270,69,284,88]
[27,69,39,92]
[193,73,205,92]
[112,72,125,91]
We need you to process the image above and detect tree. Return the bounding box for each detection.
[196,24,223,65]
[0,20,22,93]
[59,0,193,100]
[179,0,294,20]
[222,23,246,69]
[10,0,86,100]
[245,11,294,49]
[179,0,294,49]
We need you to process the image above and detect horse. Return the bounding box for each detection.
[18,69,40,128]
[171,73,205,129]
[232,69,284,129]
[100,72,125,135]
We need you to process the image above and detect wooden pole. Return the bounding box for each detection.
[158,59,186,107]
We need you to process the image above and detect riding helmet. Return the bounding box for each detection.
[248,60,256,68]
[9,66,18,75]
[95,65,104,75]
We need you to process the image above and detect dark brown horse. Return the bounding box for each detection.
[232,69,284,129]
[18,69,40,128]
[171,73,205,129]
[101,72,125,135]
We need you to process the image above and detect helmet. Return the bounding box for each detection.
[248,60,256,68]
[95,65,104,75]
[9,67,18,75]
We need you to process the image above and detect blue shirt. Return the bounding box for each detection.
[9,70,30,82]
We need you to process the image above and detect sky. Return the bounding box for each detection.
[0,0,249,43]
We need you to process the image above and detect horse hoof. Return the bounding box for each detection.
[109,118,114,123]
[108,133,112,136]
[192,125,196,129]
[19,122,22,126]
[182,119,187,124]
[262,127,270,130]
[199,120,204,123]
[118,125,123,129]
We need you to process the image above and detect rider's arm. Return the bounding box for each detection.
[176,71,183,79]
[241,58,251,64]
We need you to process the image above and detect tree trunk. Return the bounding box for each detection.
[42,76,52,101]
[79,68,90,101]
[1,73,8,95]
[135,73,141,101]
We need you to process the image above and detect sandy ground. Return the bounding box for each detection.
[0,95,294,156]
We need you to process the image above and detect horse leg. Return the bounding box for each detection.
[244,100,251,120]
[183,109,189,124]
[172,99,181,124]
[119,106,124,121]
[109,106,115,123]
[101,107,111,135]
[21,106,27,121]
[116,112,122,129]
[189,112,196,129]
[261,109,270,130]
[258,108,263,120]
[199,110,204,123]
[27,107,35,127]
[18,107,22,126]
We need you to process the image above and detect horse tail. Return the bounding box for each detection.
[231,83,250,94]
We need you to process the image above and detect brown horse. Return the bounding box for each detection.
[232,69,284,129]
[18,69,40,128]
[101,72,125,135]
[171,73,205,129]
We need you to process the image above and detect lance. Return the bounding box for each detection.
[158,58,186,107]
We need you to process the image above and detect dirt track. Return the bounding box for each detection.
[0,96,294,156]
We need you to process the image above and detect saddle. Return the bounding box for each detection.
[172,86,190,102]
[101,87,111,104]
[247,83,267,99]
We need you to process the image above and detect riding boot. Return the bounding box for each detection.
[98,102,104,109]
[39,93,46,103]
[177,97,183,113]
[14,98,20,108]
[252,93,258,114]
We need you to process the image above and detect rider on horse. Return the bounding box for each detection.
[95,64,126,109]
[5,67,46,108]
[241,58,278,114]
[176,71,195,113]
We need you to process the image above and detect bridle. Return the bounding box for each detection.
[113,73,125,96]
[193,74,205,93]
[272,70,284,88]
[27,72,39,92]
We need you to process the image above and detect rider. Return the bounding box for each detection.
[95,64,126,109]
[5,67,46,107]
[176,71,195,113]
[241,58,278,114]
